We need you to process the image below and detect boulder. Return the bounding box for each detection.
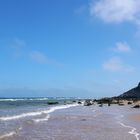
[133,104,140,108]
[99,104,103,107]
[84,100,93,106]
[47,101,59,105]
[78,101,82,104]
[127,102,132,105]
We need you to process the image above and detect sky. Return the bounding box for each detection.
[0,0,140,98]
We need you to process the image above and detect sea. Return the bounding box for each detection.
[0,97,140,140]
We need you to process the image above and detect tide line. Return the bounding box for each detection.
[0,131,16,139]
[0,104,79,121]
[117,115,139,140]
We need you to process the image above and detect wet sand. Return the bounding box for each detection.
[4,105,140,140]
[129,114,140,122]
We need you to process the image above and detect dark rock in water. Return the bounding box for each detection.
[84,100,93,106]
[128,102,132,105]
[47,101,59,105]
[78,101,82,104]
[133,104,140,108]
[72,100,76,103]
[118,82,140,99]
[108,103,111,106]
[99,104,103,107]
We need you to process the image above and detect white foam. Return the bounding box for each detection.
[0,111,43,121]
[0,98,49,102]
[36,98,48,100]
[0,99,20,101]
[33,104,79,123]
[0,104,78,121]
[119,122,139,140]
[117,115,140,140]
[0,131,16,139]
[33,114,50,123]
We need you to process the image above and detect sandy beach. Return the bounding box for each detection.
[129,114,140,122]
[0,101,140,140]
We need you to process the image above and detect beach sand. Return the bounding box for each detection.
[0,104,140,140]
[129,114,140,122]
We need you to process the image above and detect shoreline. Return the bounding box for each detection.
[1,99,140,140]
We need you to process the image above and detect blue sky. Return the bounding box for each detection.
[0,0,140,98]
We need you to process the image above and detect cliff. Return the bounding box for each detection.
[119,82,140,99]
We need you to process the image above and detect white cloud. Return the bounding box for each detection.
[112,42,131,53]
[90,0,140,24]
[103,57,134,72]
[30,51,49,64]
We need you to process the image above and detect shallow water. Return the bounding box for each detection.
[0,99,140,140]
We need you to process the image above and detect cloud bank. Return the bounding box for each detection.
[90,0,140,24]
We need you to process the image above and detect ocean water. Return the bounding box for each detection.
[0,97,78,139]
[0,98,140,140]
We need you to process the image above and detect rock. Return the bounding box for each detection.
[133,104,140,108]
[99,104,103,107]
[72,100,76,103]
[96,98,112,104]
[127,102,132,105]
[47,101,59,105]
[78,101,82,104]
[112,99,118,104]
[84,100,93,106]
[108,103,111,106]
[118,103,124,106]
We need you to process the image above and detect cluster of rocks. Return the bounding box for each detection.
[132,101,140,108]
[83,99,106,107]
[75,82,140,108]
[81,98,140,109]
[83,99,94,106]
[133,104,140,108]
[83,98,113,107]
[113,99,140,108]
